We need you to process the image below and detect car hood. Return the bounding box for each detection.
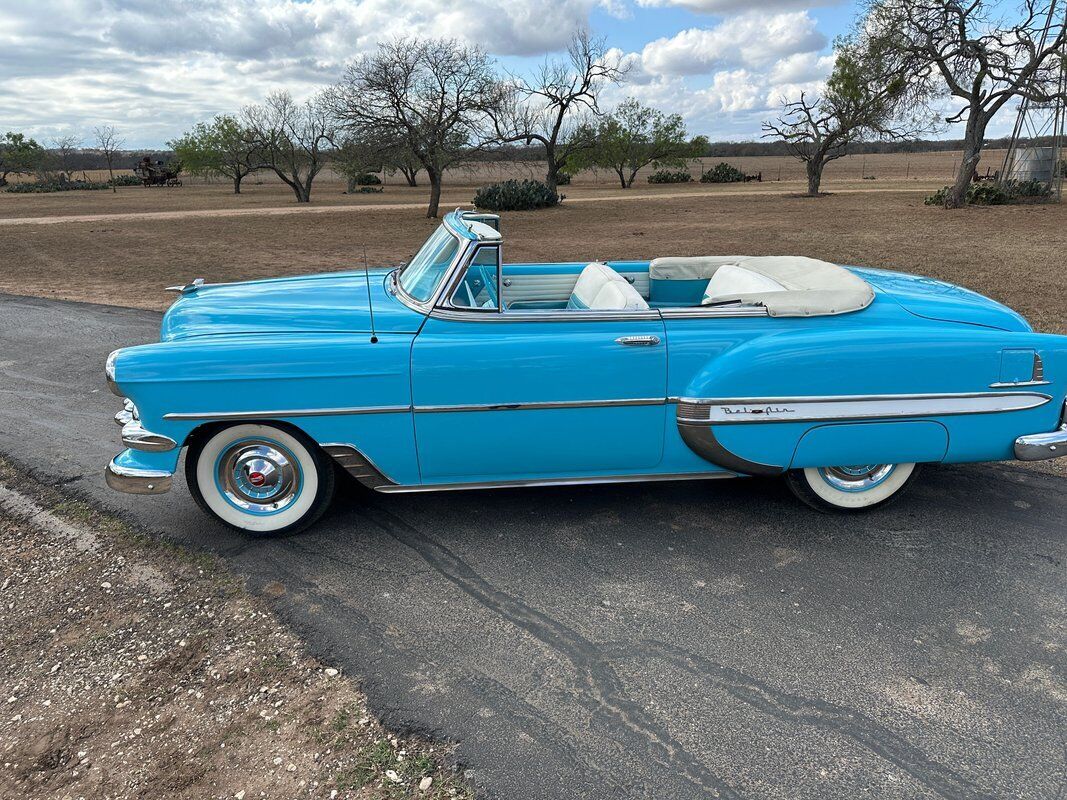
[160,270,424,341]
[848,267,1031,332]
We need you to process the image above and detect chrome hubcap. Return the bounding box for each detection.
[217,441,300,514]
[819,464,895,492]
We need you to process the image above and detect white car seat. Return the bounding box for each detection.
[568,263,649,311]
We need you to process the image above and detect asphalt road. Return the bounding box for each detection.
[1,292,1064,800]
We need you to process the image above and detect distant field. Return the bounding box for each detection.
[6,147,1011,193]
[1,172,1063,336]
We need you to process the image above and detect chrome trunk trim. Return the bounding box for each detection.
[164,405,412,421]
[104,460,173,495]
[374,471,736,494]
[675,391,1051,425]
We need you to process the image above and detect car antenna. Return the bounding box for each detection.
[363,245,378,344]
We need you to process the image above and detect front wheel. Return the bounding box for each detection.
[785,463,921,513]
[186,423,335,535]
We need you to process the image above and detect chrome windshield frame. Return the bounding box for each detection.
[395,210,497,314]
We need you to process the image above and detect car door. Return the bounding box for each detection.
[410,247,668,483]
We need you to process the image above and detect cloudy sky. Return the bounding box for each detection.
[0,0,994,148]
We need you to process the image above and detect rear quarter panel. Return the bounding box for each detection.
[662,298,1067,472]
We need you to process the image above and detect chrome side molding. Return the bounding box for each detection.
[413,397,665,414]
[164,405,413,421]
[675,391,1052,425]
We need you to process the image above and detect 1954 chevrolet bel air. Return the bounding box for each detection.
[104,209,1067,533]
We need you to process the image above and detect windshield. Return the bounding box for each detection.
[398,225,461,303]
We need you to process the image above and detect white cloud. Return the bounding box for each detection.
[0,0,607,146]
[640,11,827,76]
[697,69,764,112]
[637,0,841,13]
[768,51,837,85]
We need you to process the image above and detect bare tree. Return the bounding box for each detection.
[50,134,82,182]
[331,38,505,218]
[865,0,1067,207]
[491,30,627,192]
[244,91,334,203]
[381,138,423,187]
[762,42,923,196]
[93,125,123,193]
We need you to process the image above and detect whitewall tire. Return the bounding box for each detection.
[785,463,920,513]
[186,423,335,535]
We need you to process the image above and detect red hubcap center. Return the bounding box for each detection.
[248,471,266,487]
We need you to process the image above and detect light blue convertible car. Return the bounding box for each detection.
[105,209,1067,533]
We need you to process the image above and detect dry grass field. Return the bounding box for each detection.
[1,148,1064,335]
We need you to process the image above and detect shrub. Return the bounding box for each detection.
[925,180,1045,206]
[1006,178,1051,199]
[5,179,111,193]
[555,172,572,186]
[699,162,745,183]
[109,174,142,187]
[353,173,381,186]
[648,169,693,184]
[473,179,561,211]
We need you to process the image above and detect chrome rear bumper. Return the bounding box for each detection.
[105,459,173,495]
[1014,399,1067,461]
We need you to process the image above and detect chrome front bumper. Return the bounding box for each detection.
[105,394,178,495]
[1014,399,1067,461]
[105,459,173,494]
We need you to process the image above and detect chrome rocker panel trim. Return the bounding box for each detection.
[374,471,736,494]
[105,460,173,495]
[675,391,1051,425]
[1014,400,1067,461]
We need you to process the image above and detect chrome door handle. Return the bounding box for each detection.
[616,335,661,347]
[502,278,512,287]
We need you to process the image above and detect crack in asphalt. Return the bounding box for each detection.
[361,502,997,800]
[604,641,995,800]
[361,503,745,799]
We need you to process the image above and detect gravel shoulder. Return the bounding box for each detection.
[0,457,471,800]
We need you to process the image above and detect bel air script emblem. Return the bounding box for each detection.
[721,405,795,417]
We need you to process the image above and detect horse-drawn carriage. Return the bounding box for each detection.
[134,157,182,187]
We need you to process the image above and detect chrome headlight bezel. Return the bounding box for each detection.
[106,349,122,396]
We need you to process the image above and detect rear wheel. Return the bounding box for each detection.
[785,463,920,513]
[186,423,335,535]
